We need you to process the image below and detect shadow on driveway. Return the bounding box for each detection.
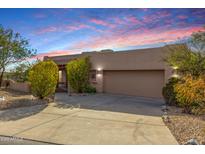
[0,104,47,121]
[54,93,164,117]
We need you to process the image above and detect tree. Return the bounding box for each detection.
[190,26,205,52]
[164,29,205,114]
[28,60,58,99]
[0,25,36,86]
[66,56,91,93]
[165,43,205,77]
[8,60,39,82]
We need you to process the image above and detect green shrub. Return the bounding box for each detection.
[28,60,58,99]
[162,77,180,106]
[174,75,205,114]
[83,85,96,93]
[66,56,91,93]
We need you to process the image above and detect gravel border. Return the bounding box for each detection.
[163,106,205,144]
[0,89,48,110]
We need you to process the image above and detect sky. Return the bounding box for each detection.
[0,8,205,58]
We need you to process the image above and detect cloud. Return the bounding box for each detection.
[90,18,115,28]
[125,16,142,25]
[31,50,79,60]
[30,9,205,55]
[35,23,93,34]
[36,26,58,34]
[33,13,47,19]
[113,17,126,25]
[143,10,171,23]
[69,26,204,51]
[177,15,188,19]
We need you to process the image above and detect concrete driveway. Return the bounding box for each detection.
[0,93,177,144]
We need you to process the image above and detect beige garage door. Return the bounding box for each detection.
[103,70,164,98]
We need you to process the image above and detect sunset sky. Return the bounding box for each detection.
[0,8,205,58]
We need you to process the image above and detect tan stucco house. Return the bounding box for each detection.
[44,46,174,98]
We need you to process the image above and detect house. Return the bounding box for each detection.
[44,46,174,98]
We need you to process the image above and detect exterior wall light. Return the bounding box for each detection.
[172,66,179,78]
[172,66,178,70]
[172,74,179,78]
[96,68,103,76]
[97,68,102,71]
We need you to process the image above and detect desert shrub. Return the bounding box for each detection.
[28,60,58,99]
[162,77,180,106]
[83,85,96,93]
[174,75,205,114]
[66,56,91,93]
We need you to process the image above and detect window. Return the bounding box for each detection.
[59,70,62,82]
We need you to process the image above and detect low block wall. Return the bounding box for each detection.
[8,80,31,93]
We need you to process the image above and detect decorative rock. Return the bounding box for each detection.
[162,111,171,123]
[185,139,199,145]
[162,105,168,112]
[0,96,5,102]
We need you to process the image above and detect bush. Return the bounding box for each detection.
[66,56,91,93]
[162,77,180,106]
[28,60,58,99]
[83,85,96,93]
[174,75,205,114]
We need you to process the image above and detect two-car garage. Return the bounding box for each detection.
[103,70,165,98]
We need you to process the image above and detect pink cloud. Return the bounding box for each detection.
[35,23,92,34]
[31,50,79,60]
[126,16,141,25]
[90,18,115,28]
[36,26,58,34]
[34,13,47,19]
[64,24,92,32]
[113,17,126,25]
[143,11,171,23]
[140,8,148,12]
[178,15,188,19]
[69,26,205,51]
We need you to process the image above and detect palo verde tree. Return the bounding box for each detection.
[0,25,36,86]
[28,60,58,99]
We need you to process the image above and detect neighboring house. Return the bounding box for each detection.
[44,46,174,98]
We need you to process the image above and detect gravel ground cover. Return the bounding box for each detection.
[164,106,205,144]
[0,88,47,110]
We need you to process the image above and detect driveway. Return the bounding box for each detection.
[0,93,177,144]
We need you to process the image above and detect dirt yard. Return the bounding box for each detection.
[0,88,47,110]
[164,106,205,145]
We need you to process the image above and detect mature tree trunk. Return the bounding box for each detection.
[0,68,5,87]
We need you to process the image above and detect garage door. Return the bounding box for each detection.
[103,70,164,98]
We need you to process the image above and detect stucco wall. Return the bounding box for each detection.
[8,80,31,93]
[87,48,167,71]
[45,46,174,96]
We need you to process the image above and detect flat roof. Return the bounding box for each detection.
[44,45,166,59]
